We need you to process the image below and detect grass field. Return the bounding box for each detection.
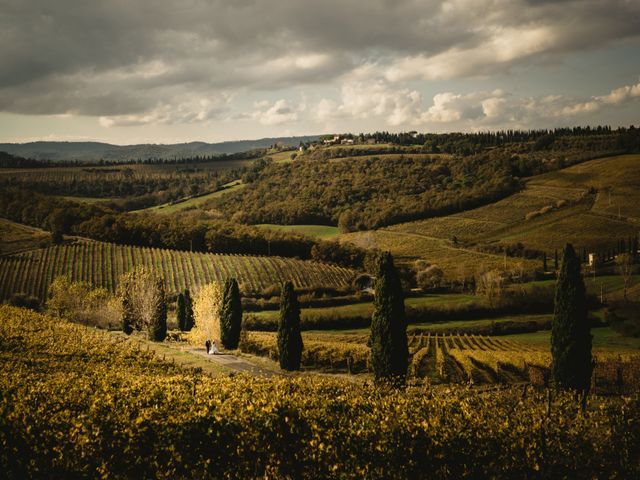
[247,293,479,324]
[504,327,640,351]
[341,229,541,278]
[0,218,50,255]
[0,240,355,301]
[256,224,340,239]
[267,149,299,163]
[144,180,246,214]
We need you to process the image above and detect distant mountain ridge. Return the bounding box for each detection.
[0,135,320,162]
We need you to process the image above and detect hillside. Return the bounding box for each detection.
[344,154,639,277]
[207,130,639,231]
[0,241,355,301]
[210,153,518,229]
[0,218,50,255]
[0,135,319,162]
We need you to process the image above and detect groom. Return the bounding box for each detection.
[205,339,211,354]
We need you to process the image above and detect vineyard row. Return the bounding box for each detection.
[0,241,355,301]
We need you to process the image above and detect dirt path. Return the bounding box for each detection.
[185,348,281,377]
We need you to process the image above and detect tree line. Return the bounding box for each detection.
[0,188,375,270]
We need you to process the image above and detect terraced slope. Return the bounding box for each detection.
[0,241,355,301]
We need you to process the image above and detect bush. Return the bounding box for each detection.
[8,292,41,311]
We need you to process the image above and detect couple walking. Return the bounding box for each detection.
[205,339,219,355]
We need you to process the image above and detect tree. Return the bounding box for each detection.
[551,243,593,393]
[184,289,194,331]
[117,266,167,341]
[177,293,187,331]
[369,252,408,384]
[554,249,559,271]
[543,252,548,272]
[475,268,505,308]
[416,265,444,291]
[149,278,167,342]
[616,253,636,302]
[220,278,242,349]
[189,283,222,346]
[277,281,303,370]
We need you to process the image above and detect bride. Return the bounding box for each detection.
[209,340,220,355]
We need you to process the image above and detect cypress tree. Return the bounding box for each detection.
[150,278,167,342]
[176,292,187,331]
[277,281,303,370]
[551,243,593,393]
[220,278,242,349]
[184,289,194,331]
[369,252,408,384]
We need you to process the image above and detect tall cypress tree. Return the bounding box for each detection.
[150,278,167,342]
[176,292,187,331]
[184,289,194,331]
[369,251,408,384]
[277,281,303,370]
[220,278,243,349]
[551,243,593,392]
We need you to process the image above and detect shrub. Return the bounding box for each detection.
[8,292,41,311]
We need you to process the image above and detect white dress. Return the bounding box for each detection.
[209,342,219,355]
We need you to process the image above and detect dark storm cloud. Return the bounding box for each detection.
[1,0,639,121]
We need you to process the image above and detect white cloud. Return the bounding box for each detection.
[252,99,300,126]
[315,78,640,129]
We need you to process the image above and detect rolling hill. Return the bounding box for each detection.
[341,154,640,278]
[0,135,319,162]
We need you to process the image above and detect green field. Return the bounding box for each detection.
[504,327,640,351]
[248,293,479,324]
[144,180,246,214]
[256,224,340,239]
[0,240,355,300]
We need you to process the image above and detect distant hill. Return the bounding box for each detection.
[0,136,319,162]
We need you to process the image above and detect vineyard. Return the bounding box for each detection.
[240,331,640,393]
[2,305,640,478]
[0,241,355,301]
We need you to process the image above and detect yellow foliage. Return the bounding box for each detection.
[189,282,222,345]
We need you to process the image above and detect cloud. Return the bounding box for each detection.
[315,79,640,129]
[251,99,300,126]
[0,0,638,126]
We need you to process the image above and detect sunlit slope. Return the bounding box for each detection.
[343,154,639,274]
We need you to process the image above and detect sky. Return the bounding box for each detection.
[1,0,639,145]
